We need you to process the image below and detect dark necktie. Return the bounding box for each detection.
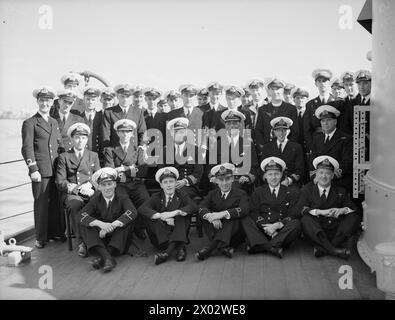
[272,188,277,198]
[321,189,327,201]
[324,135,329,144]
[88,114,92,126]
[278,143,283,153]
[166,196,172,207]
[221,193,226,200]
[62,115,66,125]
[107,200,112,211]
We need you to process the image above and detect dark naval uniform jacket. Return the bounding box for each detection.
[103,143,148,180]
[138,189,198,219]
[53,111,84,153]
[162,143,204,188]
[55,149,101,194]
[78,193,138,226]
[261,139,305,184]
[21,112,62,177]
[212,135,259,185]
[303,95,336,152]
[310,129,353,190]
[143,110,168,158]
[79,110,104,160]
[248,184,300,226]
[198,187,249,220]
[167,107,205,146]
[103,104,147,148]
[255,101,299,155]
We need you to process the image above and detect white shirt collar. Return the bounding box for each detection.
[165,193,175,201]
[175,141,186,153]
[183,106,193,115]
[317,184,331,196]
[361,94,370,102]
[228,134,240,146]
[325,128,337,140]
[148,108,157,116]
[85,110,96,118]
[38,111,49,121]
[209,102,219,110]
[74,147,84,157]
[104,195,115,206]
[121,105,129,113]
[319,94,330,102]
[269,184,281,196]
[221,189,231,199]
[277,137,288,149]
[296,106,306,115]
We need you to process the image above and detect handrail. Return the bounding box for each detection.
[0,210,33,221]
[0,159,24,165]
[0,182,30,193]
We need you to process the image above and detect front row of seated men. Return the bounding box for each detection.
[74,153,360,273]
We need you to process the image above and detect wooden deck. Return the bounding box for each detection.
[0,229,384,300]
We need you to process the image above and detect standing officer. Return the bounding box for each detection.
[241,157,301,258]
[211,86,252,132]
[213,109,258,194]
[240,88,253,109]
[338,71,358,133]
[255,78,299,155]
[163,117,203,199]
[50,72,85,117]
[138,167,198,265]
[157,99,170,113]
[343,70,371,159]
[165,90,181,111]
[143,91,168,189]
[100,87,116,110]
[293,87,309,149]
[310,105,353,192]
[303,69,336,154]
[330,78,346,101]
[80,86,104,165]
[22,87,63,248]
[245,79,268,132]
[78,167,138,273]
[53,89,83,153]
[132,86,146,110]
[283,83,295,104]
[200,82,226,112]
[103,119,150,240]
[56,123,101,257]
[196,163,249,260]
[103,84,147,149]
[261,117,305,188]
[167,84,205,146]
[197,88,210,108]
[298,156,360,259]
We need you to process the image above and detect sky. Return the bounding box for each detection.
[0,0,371,112]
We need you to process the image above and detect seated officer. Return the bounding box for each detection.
[211,110,258,194]
[78,167,138,273]
[196,163,249,260]
[103,119,150,240]
[56,122,101,257]
[298,156,360,260]
[261,117,305,189]
[310,105,352,192]
[138,167,198,265]
[241,157,301,258]
[163,117,203,199]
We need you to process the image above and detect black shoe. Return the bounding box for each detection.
[154,252,169,265]
[313,246,328,258]
[103,258,116,273]
[196,247,211,261]
[78,242,88,258]
[176,247,187,262]
[332,248,351,260]
[134,229,147,241]
[91,257,104,269]
[267,247,283,259]
[220,247,234,258]
[35,240,46,249]
[51,235,67,242]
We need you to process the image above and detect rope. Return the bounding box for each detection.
[0,210,33,221]
[0,159,24,165]
[0,182,30,192]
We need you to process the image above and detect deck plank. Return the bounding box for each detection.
[0,234,384,300]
